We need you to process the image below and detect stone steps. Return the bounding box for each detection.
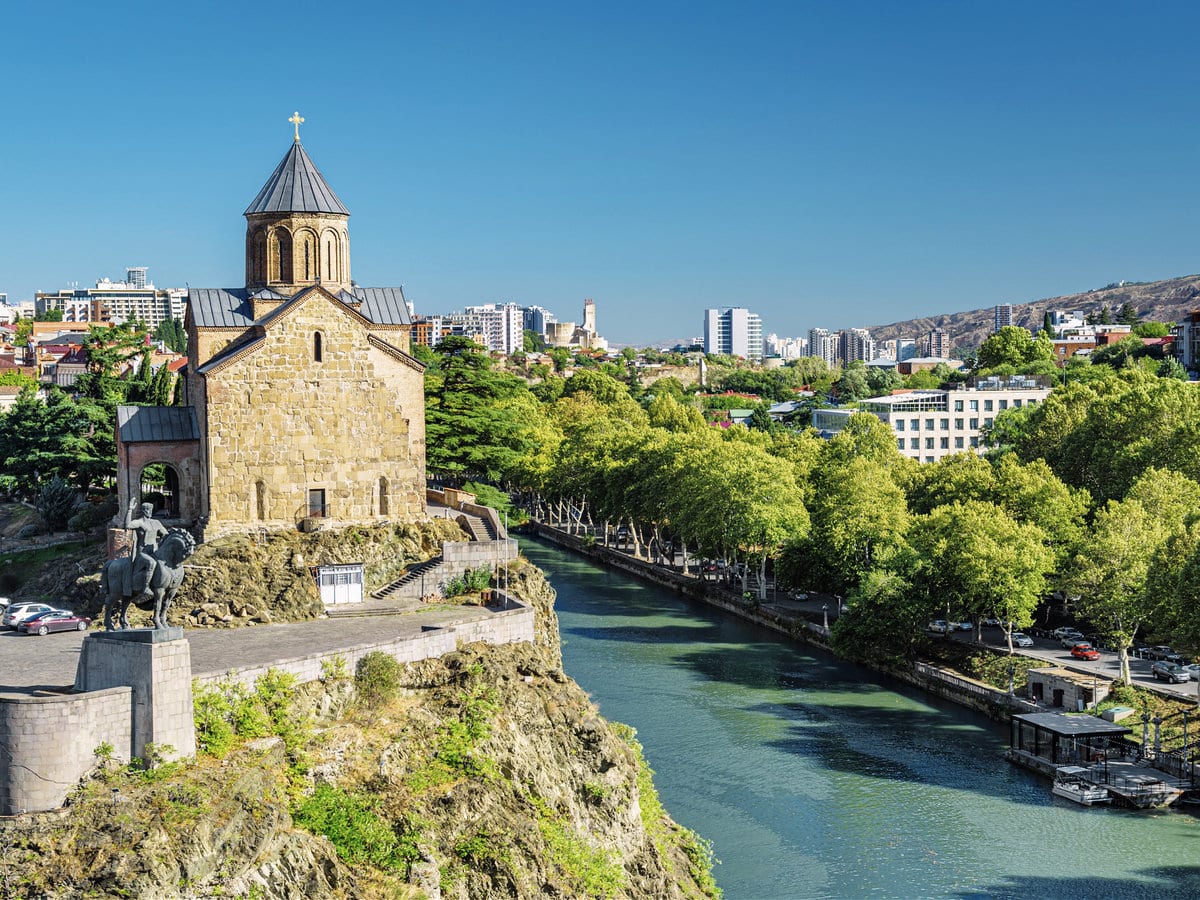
[372,556,446,602]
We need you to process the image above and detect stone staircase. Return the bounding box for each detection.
[459,513,495,542]
[370,556,448,603]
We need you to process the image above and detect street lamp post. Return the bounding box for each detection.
[1141,711,1151,756]
[822,604,829,631]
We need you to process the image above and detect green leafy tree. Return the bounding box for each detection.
[34,309,64,322]
[910,500,1054,652]
[976,326,1052,371]
[1117,302,1139,326]
[424,336,535,483]
[1042,311,1055,335]
[522,329,546,353]
[13,319,32,346]
[153,317,188,353]
[1158,357,1188,380]
[0,388,113,496]
[834,363,870,403]
[1132,321,1169,338]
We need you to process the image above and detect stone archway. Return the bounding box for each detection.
[138,462,182,519]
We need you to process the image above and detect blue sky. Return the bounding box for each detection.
[3,1,1199,344]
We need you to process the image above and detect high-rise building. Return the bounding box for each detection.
[523,305,556,337]
[126,267,148,289]
[923,328,952,358]
[994,304,1013,332]
[807,328,839,366]
[704,307,763,361]
[765,333,807,359]
[464,303,524,354]
[839,328,876,363]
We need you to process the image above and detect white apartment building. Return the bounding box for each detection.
[765,333,808,359]
[464,302,524,354]
[807,328,838,366]
[840,328,876,363]
[36,269,185,329]
[811,375,1053,463]
[704,307,763,361]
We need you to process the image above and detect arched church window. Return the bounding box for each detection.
[314,332,323,362]
[304,240,311,281]
[255,480,266,520]
[275,228,293,282]
[379,477,389,516]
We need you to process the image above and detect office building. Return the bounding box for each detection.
[465,303,524,354]
[812,375,1053,463]
[923,328,952,358]
[704,307,763,361]
[839,328,876,363]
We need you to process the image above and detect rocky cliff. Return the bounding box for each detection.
[0,560,720,899]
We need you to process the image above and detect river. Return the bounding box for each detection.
[520,537,1200,899]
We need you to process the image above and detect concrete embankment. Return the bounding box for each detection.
[527,522,1026,723]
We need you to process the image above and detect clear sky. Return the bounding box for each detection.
[3,1,1199,344]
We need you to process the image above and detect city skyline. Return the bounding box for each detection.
[4,3,1200,343]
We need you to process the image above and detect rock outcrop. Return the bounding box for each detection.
[0,560,719,899]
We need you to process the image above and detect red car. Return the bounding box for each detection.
[1070,642,1100,661]
[19,611,91,636]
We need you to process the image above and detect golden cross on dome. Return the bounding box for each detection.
[288,111,305,142]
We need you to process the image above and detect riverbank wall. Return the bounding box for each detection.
[527,522,1029,723]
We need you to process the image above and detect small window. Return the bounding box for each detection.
[954,418,964,429]
[984,417,994,428]
[909,438,919,449]
[910,418,919,431]
[896,420,905,431]
[897,439,905,450]
[954,400,963,412]
[984,399,994,412]
[955,436,964,448]
[940,437,949,449]
[969,418,979,429]
[925,437,934,449]
[970,437,979,448]
[308,489,327,518]
[940,418,949,430]
[925,455,935,463]
[925,418,935,430]
[314,332,323,362]
[999,399,1008,410]
[969,400,979,411]
[1014,399,1023,408]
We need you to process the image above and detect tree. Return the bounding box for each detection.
[976,326,1052,371]
[522,329,546,353]
[1090,335,1146,370]
[1100,305,1113,325]
[1118,302,1139,326]
[154,318,188,354]
[910,501,1053,653]
[1042,311,1055,336]
[1133,321,1170,338]
[424,336,535,483]
[0,388,113,496]
[34,309,64,322]
[1158,357,1188,380]
[13,319,32,346]
[548,347,571,373]
[834,363,870,403]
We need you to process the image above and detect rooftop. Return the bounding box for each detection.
[244,142,349,217]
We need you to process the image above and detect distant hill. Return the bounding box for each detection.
[868,274,1200,353]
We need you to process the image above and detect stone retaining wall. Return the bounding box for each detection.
[197,597,534,690]
[0,687,132,816]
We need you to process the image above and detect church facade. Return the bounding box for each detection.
[115,130,426,541]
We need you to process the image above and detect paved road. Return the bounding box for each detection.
[0,603,494,695]
[946,628,1200,702]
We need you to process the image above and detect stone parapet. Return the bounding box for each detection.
[0,687,131,816]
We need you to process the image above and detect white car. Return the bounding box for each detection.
[3,603,59,629]
[1012,633,1035,648]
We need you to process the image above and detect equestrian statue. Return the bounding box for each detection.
[100,499,197,630]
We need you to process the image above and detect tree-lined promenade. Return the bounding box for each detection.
[421,336,1200,683]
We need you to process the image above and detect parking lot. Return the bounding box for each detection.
[941,625,1200,701]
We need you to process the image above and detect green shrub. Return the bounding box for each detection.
[463,565,492,592]
[68,494,119,531]
[355,651,403,708]
[293,783,411,872]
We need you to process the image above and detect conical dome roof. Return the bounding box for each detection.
[244,142,349,216]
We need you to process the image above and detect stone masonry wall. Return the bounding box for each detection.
[201,291,425,539]
[0,687,132,816]
[196,601,534,690]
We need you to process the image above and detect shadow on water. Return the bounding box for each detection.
[960,866,1200,899]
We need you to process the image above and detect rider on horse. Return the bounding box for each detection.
[124,498,169,598]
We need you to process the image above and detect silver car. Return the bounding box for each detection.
[3,603,58,629]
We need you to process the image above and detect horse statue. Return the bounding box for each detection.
[100,528,197,630]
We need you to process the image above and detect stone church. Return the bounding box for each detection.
[116,129,426,541]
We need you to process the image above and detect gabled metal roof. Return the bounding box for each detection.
[189,286,410,328]
[244,142,349,216]
[348,286,411,325]
[188,288,254,328]
[116,406,200,443]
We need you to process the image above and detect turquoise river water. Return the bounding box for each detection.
[520,537,1200,899]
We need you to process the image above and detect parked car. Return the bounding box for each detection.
[1051,626,1083,640]
[982,617,1002,628]
[1012,633,1035,648]
[1059,632,1087,648]
[1070,643,1101,661]
[1144,646,1184,663]
[1151,661,1191,683]
[19,611,90,635]
[954,622,973,632]
[1185,663,1200,679]
[2,603,58,630]
[927,620,952,634]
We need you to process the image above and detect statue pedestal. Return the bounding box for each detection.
[74,630,195,762]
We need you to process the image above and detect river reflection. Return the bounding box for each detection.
[521,537,1200,899]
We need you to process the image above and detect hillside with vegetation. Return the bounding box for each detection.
[868,273,1200,351]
